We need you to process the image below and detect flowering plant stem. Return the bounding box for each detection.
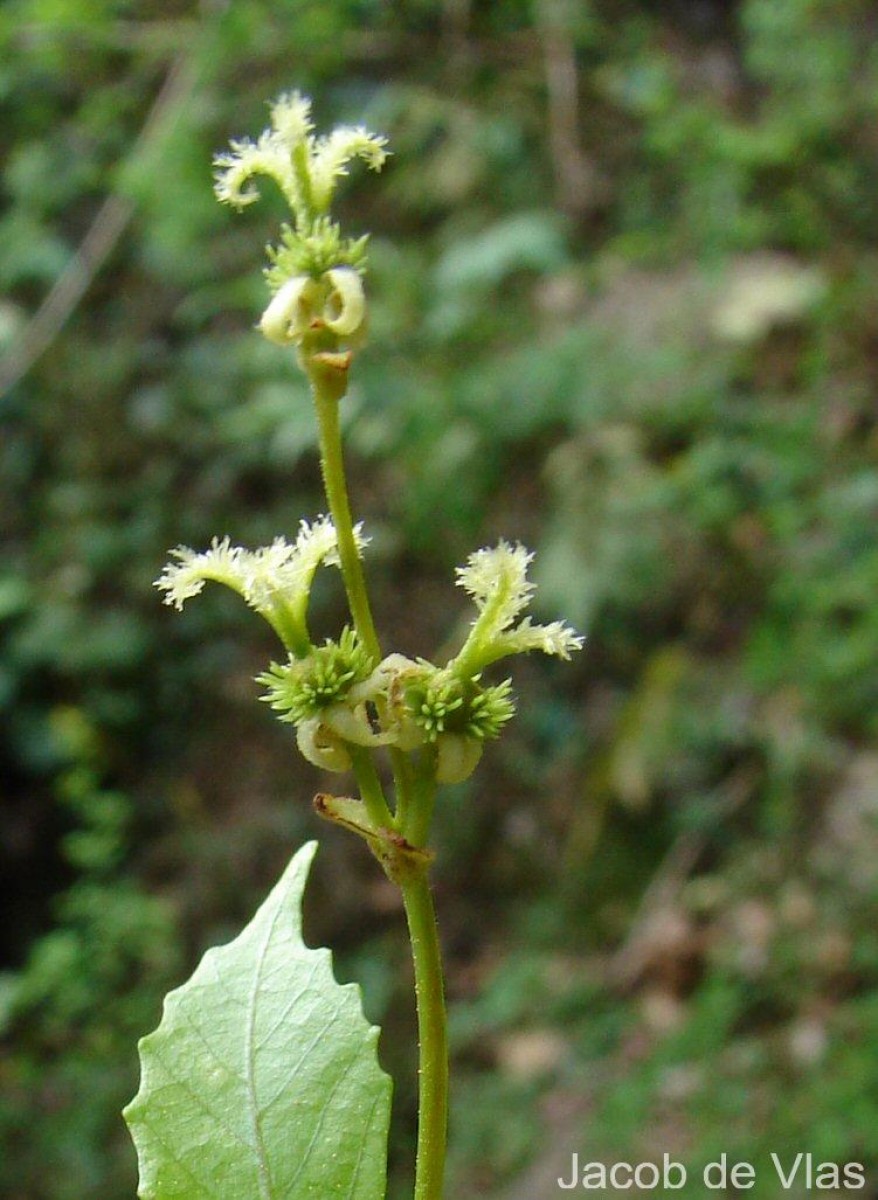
[401,872,449,1200]
[130,94,583,1200]
[311,382,382,665]
[312,367,448,1197]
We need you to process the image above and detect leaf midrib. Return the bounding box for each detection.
[245,892,285,1200]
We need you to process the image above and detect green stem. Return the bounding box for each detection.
[348,743,395,830]
[401,870,449,1200]
[311,380,382,664]
[309,367,448,1198]
[390,746,418,835]
[403,756,438,849]
[311,372,416,834]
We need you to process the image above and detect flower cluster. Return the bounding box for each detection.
[157,531,581,785]
[214,93,388,360]
[156,96,584,808]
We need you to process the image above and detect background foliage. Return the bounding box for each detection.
[2,1,877,1196]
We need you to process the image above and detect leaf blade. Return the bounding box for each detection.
[124,841,391,1199]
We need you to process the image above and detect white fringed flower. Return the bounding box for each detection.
[268,91,314,148]
[451,541,584,675]
[155,516,368,654]
[214,92,387,351]
[490,616,584,661]
[456,541,536,630]
[213,91,388,221]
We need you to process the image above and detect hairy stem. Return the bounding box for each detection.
[311,379,383,664]
[311,372,419,834]
[403,758,438,849]
[348,743,395,830]
[401,870,449,1200]
[310,367,449,1198]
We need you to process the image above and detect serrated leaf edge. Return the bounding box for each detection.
[123,840,391,1200]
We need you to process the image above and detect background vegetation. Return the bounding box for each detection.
[2,1,877,1196]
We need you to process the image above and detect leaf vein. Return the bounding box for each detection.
[177,1004,248,1087]
[260,1005,344,1116]
[280,1049,354,1199]
[244,892,286,1199]
[345,1089,381,1200]
[137,1114,217,1198]
[254,955,321,1052]
[147,1041,257,1161]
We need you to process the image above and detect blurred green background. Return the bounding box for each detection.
[2,1,878,1196]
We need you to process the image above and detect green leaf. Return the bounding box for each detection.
[123,841,391,1199]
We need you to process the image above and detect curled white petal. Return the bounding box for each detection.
[322,703,396,747]
[260,275,316,345]
[323,268,366,336]
[388,718,425,752]
[341,654,426,750]
[436,734,483,784]
[297,719,351,772]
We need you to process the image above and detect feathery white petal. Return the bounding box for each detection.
[154,537,246,609]
[154,518,366,618]
[213,132,296,210]
[496,617,585,660]
[269,91,314,147]
[456,541,535,627]
[309,127,390,210]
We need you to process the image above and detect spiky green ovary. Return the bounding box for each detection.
[405,674,515,743]
[266,219,369,287]
[259,628,375,724]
